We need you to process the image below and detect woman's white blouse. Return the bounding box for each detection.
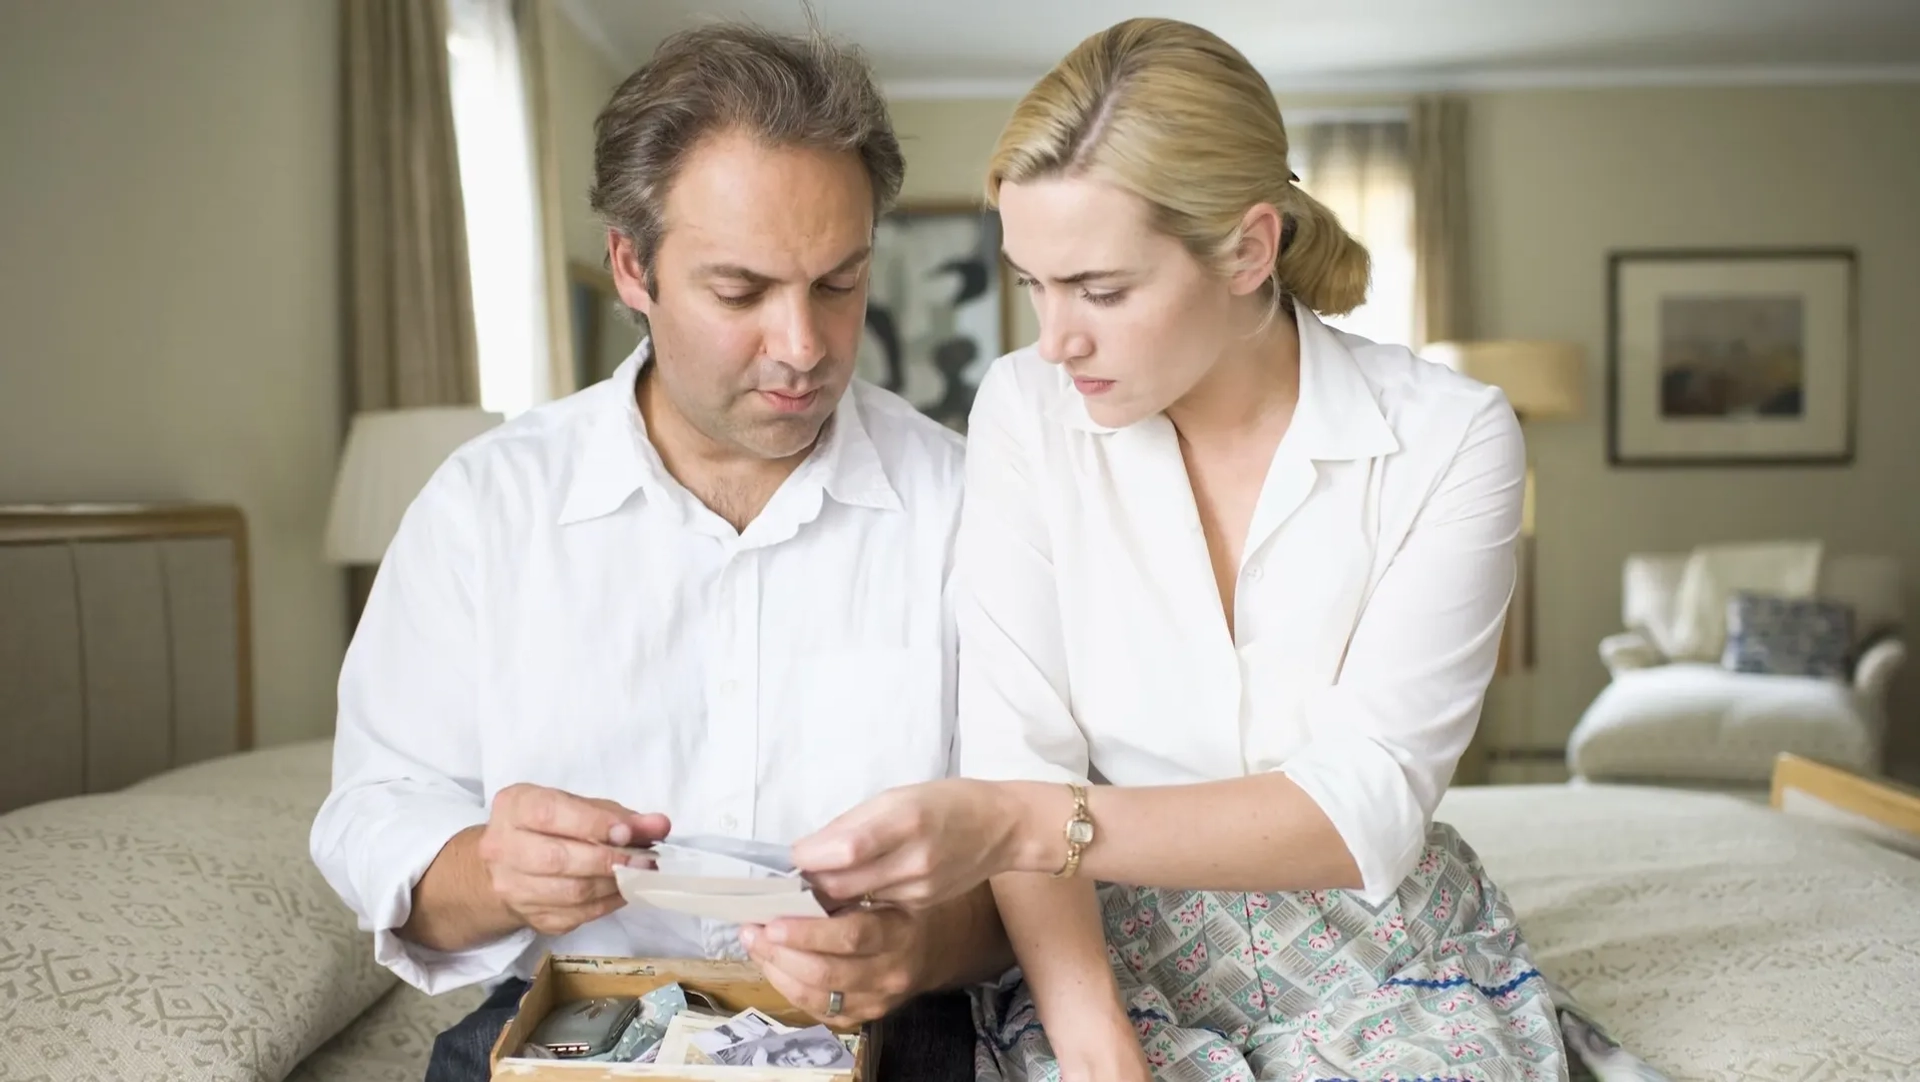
[955,309,1526,904]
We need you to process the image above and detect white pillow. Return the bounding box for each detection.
[1663,541,1823,660]
[0,750,395,1081]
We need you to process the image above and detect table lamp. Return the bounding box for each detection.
[324,407,503,565]
[1422,340,1586,673]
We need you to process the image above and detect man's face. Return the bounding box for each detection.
[610,130,874,462]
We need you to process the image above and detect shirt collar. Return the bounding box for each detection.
[1049,305,1401,462]
[806,385,905,513]
[558,339,901,527]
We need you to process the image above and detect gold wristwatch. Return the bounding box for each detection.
[1053,783,1094,878]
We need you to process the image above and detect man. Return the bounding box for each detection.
[309,23,1008,1081]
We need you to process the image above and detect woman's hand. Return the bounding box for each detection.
[1053,1010,1155,1082]
[791,779,1027,910]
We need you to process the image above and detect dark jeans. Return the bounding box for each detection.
[424,978,976,1082]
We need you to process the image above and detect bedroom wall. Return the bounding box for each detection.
[1465,84,1920,782]
[887,84,1920,781]
[543,8,628,271]
[0,0,344,746]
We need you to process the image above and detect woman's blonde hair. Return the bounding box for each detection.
[986,18,1368,317]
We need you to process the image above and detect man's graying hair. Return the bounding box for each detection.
[589,20,905,296]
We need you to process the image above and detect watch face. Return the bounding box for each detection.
[1067,820,1094,845]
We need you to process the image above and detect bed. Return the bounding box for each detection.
[0,503,485,1082]
[3,503,1917,1081]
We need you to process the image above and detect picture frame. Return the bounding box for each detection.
[568,261,644,392]
[857,200,1017,433]
[1607,248,1857,467]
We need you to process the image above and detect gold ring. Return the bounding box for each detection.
[857,894,876,910]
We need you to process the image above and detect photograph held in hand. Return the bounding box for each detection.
[613,833,832,922]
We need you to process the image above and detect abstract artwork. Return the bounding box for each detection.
[857,202,1014,432]
[568,262,643,390]
[1608,249,1855,466]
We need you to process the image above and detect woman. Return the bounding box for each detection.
[794,17,1651,1082]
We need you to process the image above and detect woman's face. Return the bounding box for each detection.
[997,176,1245,429]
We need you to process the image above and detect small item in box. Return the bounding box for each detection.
[688,1006,791,1057]
[710,1023,857,1069]
[582,981,690,1062]
[524,995,639,1059]
[654,1010,741,1066]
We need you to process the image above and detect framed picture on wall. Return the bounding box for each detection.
[857,201,1017,433]
[1607,248,1857,467]
[568,261,644,391]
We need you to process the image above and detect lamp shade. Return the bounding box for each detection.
[324,407,502,564]
[1423,340,1586,419]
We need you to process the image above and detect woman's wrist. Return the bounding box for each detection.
[991,781,1071,875]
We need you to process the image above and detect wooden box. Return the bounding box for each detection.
[489,955,879,1081]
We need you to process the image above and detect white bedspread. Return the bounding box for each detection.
[11,737,1913,1082]
[1439,783,1920,1081]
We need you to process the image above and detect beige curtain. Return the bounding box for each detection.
[513,0,577,398]
[1410,95,1470,347]
[341,0,479,619]
[1292,121,1414,348]
[1410,98,1506,781]
[342,0,479,411]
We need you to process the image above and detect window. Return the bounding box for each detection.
[1290,116,1415,349]
[446,0,549,417]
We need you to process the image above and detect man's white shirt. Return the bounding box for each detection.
[311,344,965,995]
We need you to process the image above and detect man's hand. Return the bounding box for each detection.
[738,907,930,1024]
[473,783,670,937]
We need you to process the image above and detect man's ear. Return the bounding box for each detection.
[608,229,654,316]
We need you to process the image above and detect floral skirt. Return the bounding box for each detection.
[971,823,1664,1082]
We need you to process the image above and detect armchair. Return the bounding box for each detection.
[1569,553,1906,788]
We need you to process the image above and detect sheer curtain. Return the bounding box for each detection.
[1411,96,1471,346]
[1290,119,1415,349]
[445,0,552,418]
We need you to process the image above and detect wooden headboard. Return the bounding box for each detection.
[0,503,252,813]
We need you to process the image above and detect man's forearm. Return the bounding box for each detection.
[921,880,1013,989]
[399,825,523,952]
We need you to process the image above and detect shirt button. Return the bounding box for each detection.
[1246,564,1264,581]
[720,679,741,696]
[718,814,739,833]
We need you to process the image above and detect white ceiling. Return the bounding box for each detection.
[561,0,1920,96]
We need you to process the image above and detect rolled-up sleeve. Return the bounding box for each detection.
[954,363,1089,786]
[309,457,536,994]
[1280,390,1526,904]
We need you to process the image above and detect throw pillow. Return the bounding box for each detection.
[0,742,395,1082]
[1722,592,1855,679]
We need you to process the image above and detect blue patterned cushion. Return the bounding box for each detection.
[1722,593,1855,678]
